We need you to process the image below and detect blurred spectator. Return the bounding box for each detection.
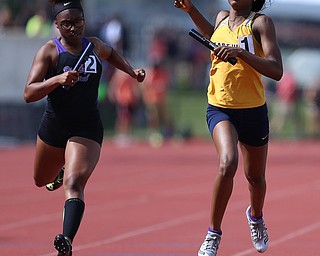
[142,61,171,146]
[147,29,168,66]
[100,15,128,54]
[100,15,129,93]
[108,69,140,146]
[188,40,211,89]
[304,77,320,138]
[0,6,13,29]
[271,71,298,135]
[25,9,52,38]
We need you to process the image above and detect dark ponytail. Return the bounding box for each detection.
[252,0,270,12]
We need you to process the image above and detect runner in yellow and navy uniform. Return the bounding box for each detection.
[174,0,283,255]
[209,12,265,109]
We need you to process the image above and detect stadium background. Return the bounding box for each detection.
[1,0,320,145]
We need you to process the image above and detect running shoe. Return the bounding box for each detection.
[246,205,269,253]
[54,234,72,256]
[46,168,64,191]
[198,231,221,256]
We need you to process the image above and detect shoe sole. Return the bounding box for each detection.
[46,181,63,191]
[54,234,72,255]
[46,168,64,191]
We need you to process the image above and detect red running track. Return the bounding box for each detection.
[0,139,319,256]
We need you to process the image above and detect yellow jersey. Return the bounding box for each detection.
[208,12,265,109]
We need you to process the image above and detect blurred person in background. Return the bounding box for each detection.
[271,70,298,136]
[0,6,13,29]
[25,8,52,38]
[142,60,171,146]
[100,15,129,82]
[24,0,145,255]
[147,29,168,66]
[304,76,320,138]
[108,68,141,147]
[174,0,283,255]
[100,15,128,55]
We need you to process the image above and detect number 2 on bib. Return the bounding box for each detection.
[84,55,97,73]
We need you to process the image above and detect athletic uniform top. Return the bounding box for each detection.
[209,12,265,109]
[46,37,102,124]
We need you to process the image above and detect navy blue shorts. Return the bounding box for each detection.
[206,104,269,146]
[38,108,104,148]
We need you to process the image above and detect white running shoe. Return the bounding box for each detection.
[246,206,269,253]
[198,231,221,256]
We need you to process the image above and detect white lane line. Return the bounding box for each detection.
[3,178,318,256]
[38,211,207,256]
[0,196,149,231]
[3,180,316,232]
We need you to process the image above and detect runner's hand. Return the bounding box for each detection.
[174,0,192,12]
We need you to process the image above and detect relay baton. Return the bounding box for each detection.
[73,41,95,71]
[62,42,95,90]
[189,29,237,65]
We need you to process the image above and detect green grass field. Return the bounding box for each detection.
[103,89,313,141]
[167,90,210,139]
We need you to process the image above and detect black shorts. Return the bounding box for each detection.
[206,104,269,146]
[38,108,104,148]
